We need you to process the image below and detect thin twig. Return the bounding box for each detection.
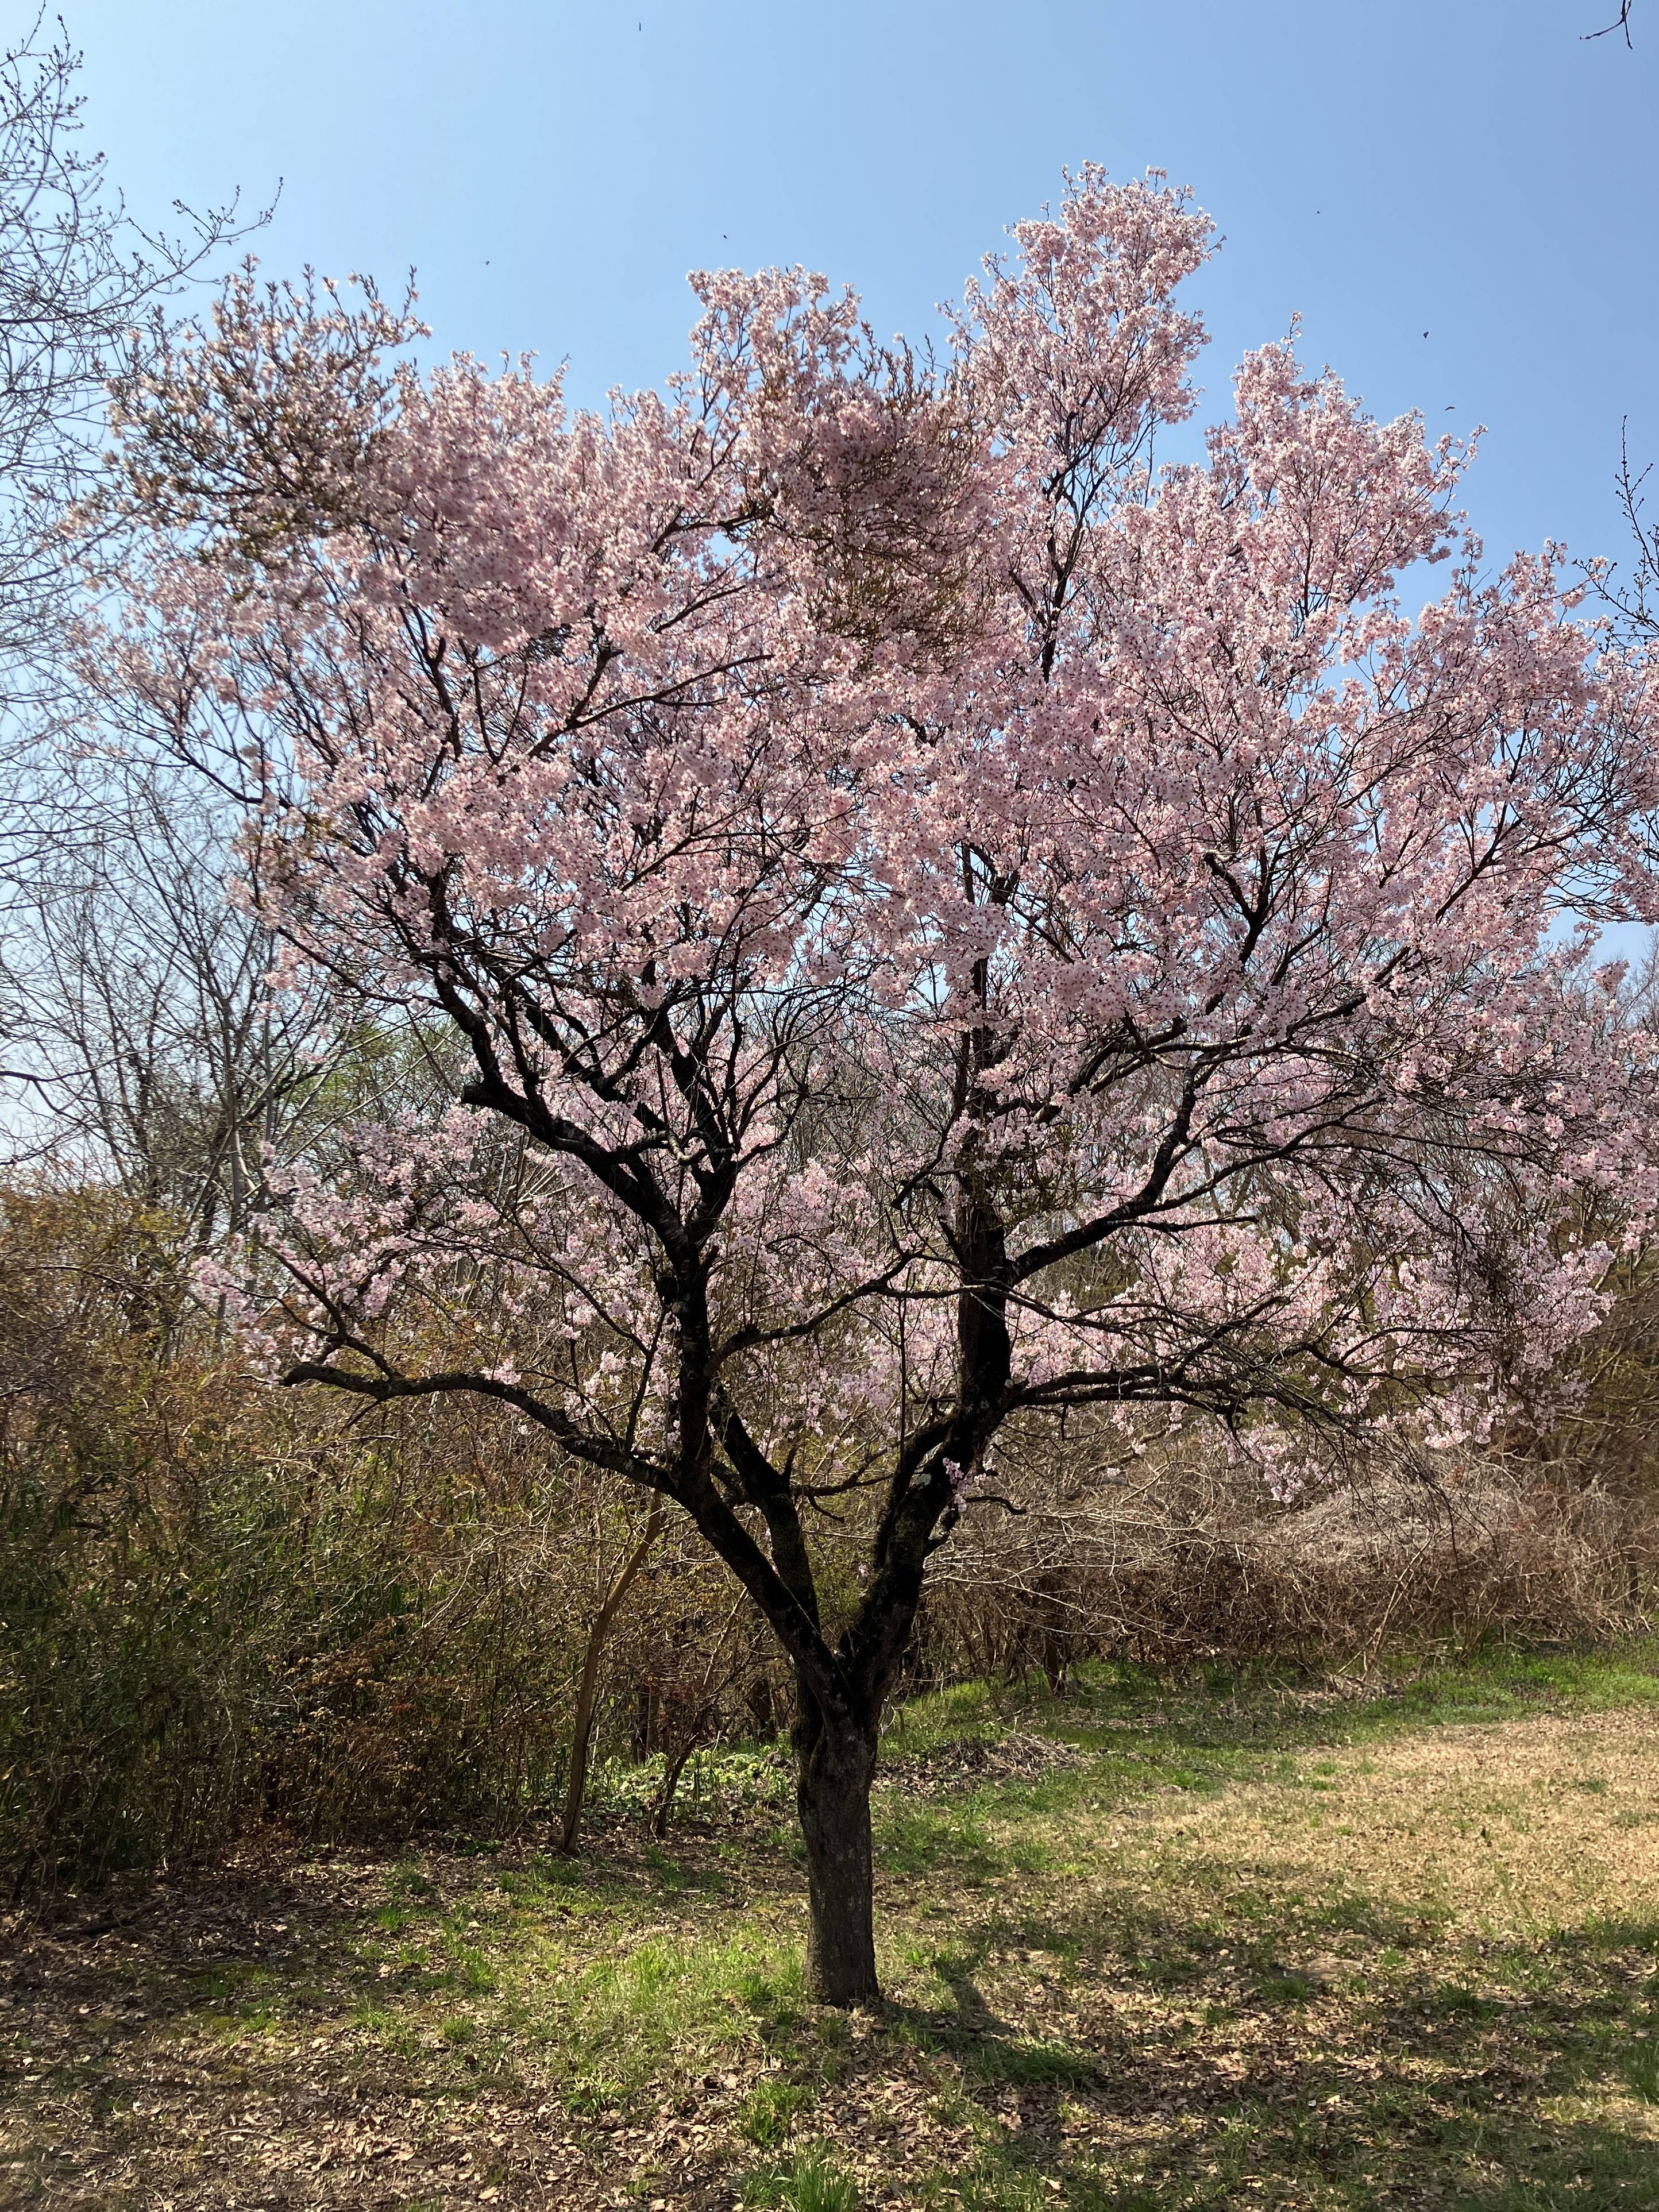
[1584,1,1635,45]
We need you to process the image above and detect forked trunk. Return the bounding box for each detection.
[796,1705,880,2006]
[558,1501,662,1854]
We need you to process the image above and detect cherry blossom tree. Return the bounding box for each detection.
[95,171,1659,2003]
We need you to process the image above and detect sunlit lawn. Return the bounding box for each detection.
[5,1645,1659,2209]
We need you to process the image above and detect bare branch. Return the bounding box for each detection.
[1584,1,1635,44]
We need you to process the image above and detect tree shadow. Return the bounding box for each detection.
[860,1894,1659,2208]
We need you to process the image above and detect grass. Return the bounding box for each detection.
[742,2141,863,2210]
[4,1640,1659,2207]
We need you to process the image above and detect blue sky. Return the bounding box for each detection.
[54,0,1658,574]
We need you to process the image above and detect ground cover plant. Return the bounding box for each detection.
[86,165,1659,2003]
[5,1643,1659,2209]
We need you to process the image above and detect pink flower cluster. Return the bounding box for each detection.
[101,167,1659,1504]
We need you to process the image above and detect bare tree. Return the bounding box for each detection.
[0,14,272,1182]
[557,1491,663,1854]
[1596,426,1659,643]
[0,11,257,709]
[1,756,339,1242]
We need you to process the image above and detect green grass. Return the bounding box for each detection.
[739,2075,814,2147]
[6,1638,1659,2208]
[742,2141,862,2211]
[1623,2036,1659,2103]
[882,1677,1009,1755]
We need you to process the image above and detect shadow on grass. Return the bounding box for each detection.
[861,1888,1659,2211]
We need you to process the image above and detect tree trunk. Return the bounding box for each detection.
[649,1717,706,1838]
[558,1500,663,1855]
[795,1706,880,2006]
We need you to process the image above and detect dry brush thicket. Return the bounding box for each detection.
[924,1439,1649,1684]
[3,1180,1652,1904]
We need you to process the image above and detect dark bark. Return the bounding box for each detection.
[282,983,1022,2005]
[794,1695,881,2007]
